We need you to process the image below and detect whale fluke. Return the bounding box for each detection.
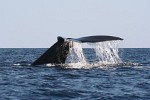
[74,35,123,43]
[32,35,123,66]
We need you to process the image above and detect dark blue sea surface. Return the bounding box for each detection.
[0,48,150,100]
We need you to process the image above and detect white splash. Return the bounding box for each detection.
[65,40,122,68]
[13,63,31,66]
[47,40,124,69]
[88,41,122,64]
[46,40,141,69]
[65,42,86,64]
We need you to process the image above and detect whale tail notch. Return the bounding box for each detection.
[31,35,123,66]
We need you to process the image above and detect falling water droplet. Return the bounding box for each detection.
[88,41,122,64]
[65,42,86,64]
[65,40,122,68]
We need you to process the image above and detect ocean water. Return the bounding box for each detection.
[0,48,150,100]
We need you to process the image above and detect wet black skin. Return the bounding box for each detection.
[32,36,123,65]
[32,37,71,65]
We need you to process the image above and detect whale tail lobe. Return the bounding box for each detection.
[32,35,123,66]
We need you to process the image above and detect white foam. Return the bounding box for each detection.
[13,63,21,66]
[13,63,31,66]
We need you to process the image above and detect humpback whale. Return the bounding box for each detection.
[32,35,123,66]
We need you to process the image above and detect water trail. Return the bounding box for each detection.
[64,40,123,68]
[88,41,122,64]
[46,40,141,69]
[65,42,86,64]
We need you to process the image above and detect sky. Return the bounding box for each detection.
[0,0,150,48]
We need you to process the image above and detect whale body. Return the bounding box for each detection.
[32,35,123,66]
